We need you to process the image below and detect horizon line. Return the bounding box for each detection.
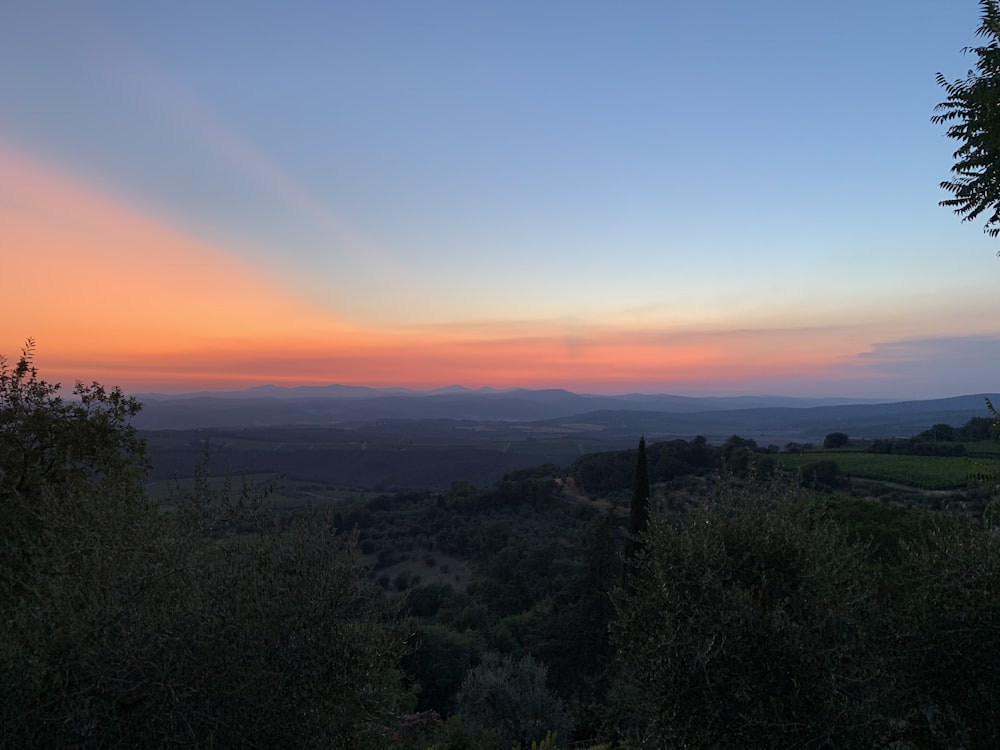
[127,382,1000,405]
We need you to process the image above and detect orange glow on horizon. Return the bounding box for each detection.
[25,324,855,395]
[3,146,883,395]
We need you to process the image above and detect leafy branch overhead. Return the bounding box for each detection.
[934,0,1000,244]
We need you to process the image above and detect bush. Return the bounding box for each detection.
[407,582,453,618]
[0,343,410,748]
[823,431,850,449]
[886,524,1000,745]
[610,477,885,748]
[453,652,571,750]
[799,459,842,488]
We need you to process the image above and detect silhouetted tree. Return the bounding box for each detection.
[623,437,650,586]
[823,431,850,449]
[720,434,759,475]
[0,342,410,748]
[934,0,1000,245]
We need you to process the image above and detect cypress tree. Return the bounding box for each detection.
[623,436,651,586]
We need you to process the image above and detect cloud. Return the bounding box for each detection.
[841,335,1000,398]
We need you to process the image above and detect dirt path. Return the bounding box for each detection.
[555,477,616,511]
[849,477,954,497]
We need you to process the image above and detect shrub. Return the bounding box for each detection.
[610,477,885,748]
[453,652,571,750]
[823,431,850,449]
[799,459,842,488]
[0,342,410,748]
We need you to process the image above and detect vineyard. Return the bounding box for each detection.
[779,446,994,491]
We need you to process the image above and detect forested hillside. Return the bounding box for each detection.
[5,347,1000,748]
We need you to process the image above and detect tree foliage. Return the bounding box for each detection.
[610,478,885,748]
[798,458,842,488]
[887,523,1000,745]
[916,416,994,442]
[0,341,410,748]
[623,436,650,584]
[609,468,1000,748]
[934,0,1000,242]
[0,338,147,504]
[822,431,849,449]
[570,436,714,497]
[452,652,570,750]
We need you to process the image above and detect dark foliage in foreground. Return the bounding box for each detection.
[5,341,1000,748]
[0,344,409,748]
[610,477,1000,749]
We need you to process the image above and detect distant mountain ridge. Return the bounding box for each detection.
[136,384,873,409]
[131,385,1000,441]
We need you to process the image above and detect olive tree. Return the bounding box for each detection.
[888,522,1000,745]
[0,341,411,748]
[452,652,571,750]
[610,478,887,749]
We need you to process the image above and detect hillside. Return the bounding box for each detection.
[139,389,1000,490]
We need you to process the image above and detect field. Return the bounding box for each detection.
[147,472,362,510]
[779,447,993,491]
[141,422,635,492]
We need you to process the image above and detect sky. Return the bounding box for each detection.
[2,0,1000,399]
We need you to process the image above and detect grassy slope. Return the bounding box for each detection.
[779,447,987,490]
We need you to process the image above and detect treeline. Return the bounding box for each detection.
[867,416,993,456]
[570,435,724,496]
[570,433,835,495]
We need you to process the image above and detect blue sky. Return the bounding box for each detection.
[3,1,999,399]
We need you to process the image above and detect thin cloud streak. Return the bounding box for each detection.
[840,335,1000,399]
[4,6,403,318]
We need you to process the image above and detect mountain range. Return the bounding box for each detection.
[133,385,1000,443]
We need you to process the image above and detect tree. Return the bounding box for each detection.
[799,459,842,489]
[452,652,570,749]
[0,342,410,748]
[528,511,619,736]
[1,338,151,605]
[0,338,147,505]
[610,477,886,749]
[823,431,850,449]
[933,0,1000,243]
[623,436,650,586]
[886,522,1000,746]
[719,434,758,475]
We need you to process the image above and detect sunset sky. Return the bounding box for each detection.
[3,0,1000,399]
